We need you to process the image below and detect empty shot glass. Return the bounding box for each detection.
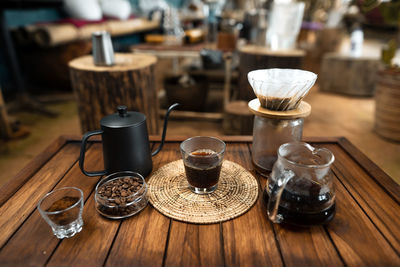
[37,187,84,239]
[180,136,226,194]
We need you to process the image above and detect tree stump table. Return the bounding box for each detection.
[223,101,254,135]
[69,53,159,134]
[375,69,400,141]
[238,45,305,101]
[320,53,382,96]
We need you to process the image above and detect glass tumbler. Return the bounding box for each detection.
[37,187,84,239]
[252,116,304,176]
[180,136,226,194]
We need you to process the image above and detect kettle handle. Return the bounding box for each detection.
[79,130,107,177]
[152,103,179,156]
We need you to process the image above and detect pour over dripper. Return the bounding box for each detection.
[248,69,317,111]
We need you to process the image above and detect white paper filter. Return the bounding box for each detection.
[248,69,317,111]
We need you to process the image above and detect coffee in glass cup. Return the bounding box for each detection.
[180,136,226,194]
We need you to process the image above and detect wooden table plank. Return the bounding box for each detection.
[326,172,400,266]
[338,137,400,203]
[43,143,121,267]
[326,144,400,253]
[0,143,80,248]
[162,142,225,267]
[257,141,343,267]
[46,191,120,267]
[104,142,173,267]
[165,222,224,266]
[104,206,169,267]
[222,143,283,267]
[0,136,68,207]
[0,144,102,266]
[273,225,344,267]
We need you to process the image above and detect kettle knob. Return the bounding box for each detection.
[117,105,128,117]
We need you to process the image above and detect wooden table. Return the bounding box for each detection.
[319,53,381,97]
[0,136,399,266]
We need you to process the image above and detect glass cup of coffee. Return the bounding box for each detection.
[180,136,226,194]
[37,187,84,239]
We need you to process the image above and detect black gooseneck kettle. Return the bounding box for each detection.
[79,103,179,177]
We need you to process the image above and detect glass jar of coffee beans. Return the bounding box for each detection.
[95,171,148,219]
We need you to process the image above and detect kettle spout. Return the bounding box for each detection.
[151,103,179,156]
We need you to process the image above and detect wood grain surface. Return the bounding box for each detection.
[105,143,172,267]
[0,144,102,266]
[222,143,283,267]
[0,136,399,267]
[0,136,69,207]
[375,69,400,141]
[162,143,225,266]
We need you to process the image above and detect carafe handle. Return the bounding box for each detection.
[79,130,107,177]
[267,169,295,223]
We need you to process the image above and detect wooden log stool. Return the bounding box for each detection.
[375,69,400,142]
[0,88,30,140]
[238,45,305,101]
[0,89,13,139]
[223,101,254,135]
[222,53,253,135]
[69,53,159,134]
[320,53,381,96]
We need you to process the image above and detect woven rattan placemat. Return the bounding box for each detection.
[147,160,259,224]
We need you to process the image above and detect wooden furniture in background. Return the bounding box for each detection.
[18,18,159,47]
[0,89,12,139]
[0,7,58,117]
[320,53,382,96]
[312,28,343,59]
[131,42,204,84]
[375,69,400,141]
[0,136,399,266]
[20,40,92,90]
[222,101,253,135]
[131,42,229,122]
[0,88,30,140]
[223,53,253,135]
[238,45,305,101]
[69,53,159,134]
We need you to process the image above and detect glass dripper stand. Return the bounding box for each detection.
[247,69,317,176]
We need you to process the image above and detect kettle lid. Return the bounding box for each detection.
[100,106,146,128]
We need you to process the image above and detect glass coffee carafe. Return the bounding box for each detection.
[263,142,336,226]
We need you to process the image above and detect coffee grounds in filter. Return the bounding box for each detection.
[257,96,293,111]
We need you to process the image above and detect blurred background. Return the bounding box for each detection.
[0,0,399,185]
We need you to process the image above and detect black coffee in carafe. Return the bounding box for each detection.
[263,178,336,226]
